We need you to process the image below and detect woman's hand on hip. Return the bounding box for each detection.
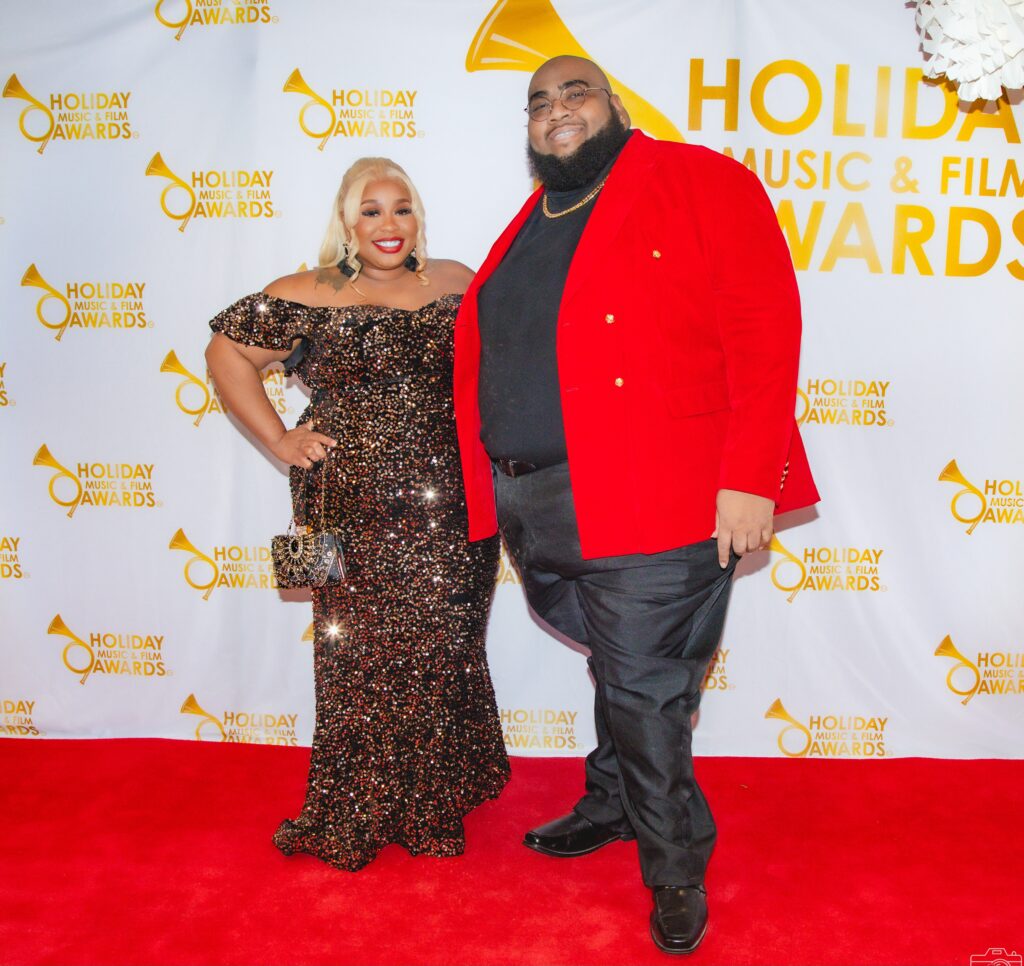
[270,419,338,469]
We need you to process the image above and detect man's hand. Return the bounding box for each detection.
[712,489,775,568]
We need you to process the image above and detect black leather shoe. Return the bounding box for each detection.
[650,885,708,955]
[523,811,632,857]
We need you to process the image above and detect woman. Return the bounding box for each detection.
[205,157,509,871]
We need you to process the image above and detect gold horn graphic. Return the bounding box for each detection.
[32,444,83,518]
[169,527,204,556]
[938,459,987,535]
[466,0,683,143]
[154,0,194,41]
[764,698,812,757]
[21,263,72,341]
[3,73,55,154]
[282,69,335,151]
[160,350,212,426]
[145,152,197,233]
[794,387,810,425]
[301,622,315,643]
[768,534,806,603]
[32,443,59,468]
[47,613,94,684]
[934,634,965,662]
[169,527,219,600]
[934,634,981,705]
[764,697,803,726]
[180,693,227,741]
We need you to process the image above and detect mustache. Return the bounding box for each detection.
[527,111,630,192]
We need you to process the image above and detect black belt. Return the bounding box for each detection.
[493,458,539,478]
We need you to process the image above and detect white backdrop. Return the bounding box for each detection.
[2,0,1022,759]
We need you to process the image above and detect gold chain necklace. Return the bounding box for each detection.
[541,177,607,219]
[347,272,406,302]
[348,279,369,301]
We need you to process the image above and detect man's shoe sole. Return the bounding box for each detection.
[649,916,708,955]
[521,832,629,858]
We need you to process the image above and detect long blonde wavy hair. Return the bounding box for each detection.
[318,157,428,284]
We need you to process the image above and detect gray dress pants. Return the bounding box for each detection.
[494,461,736,887]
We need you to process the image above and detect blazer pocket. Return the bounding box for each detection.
[661,379,731,418]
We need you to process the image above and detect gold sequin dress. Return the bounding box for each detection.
[209,292,509,871]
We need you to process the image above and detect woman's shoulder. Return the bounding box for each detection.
[262,268,324,302]
[425,258,474,295]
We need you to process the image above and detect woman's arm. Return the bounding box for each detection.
[205,334,336,469]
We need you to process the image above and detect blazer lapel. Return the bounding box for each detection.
[562,130,658,306]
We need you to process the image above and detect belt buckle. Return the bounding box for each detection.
[497,458,537,478]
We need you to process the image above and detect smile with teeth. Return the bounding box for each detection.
[550,125,583,141]
[372,237,405,253]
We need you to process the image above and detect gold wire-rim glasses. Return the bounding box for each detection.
[525,85,611,121]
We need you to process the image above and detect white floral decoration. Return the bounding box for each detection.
[916,0,1024,100]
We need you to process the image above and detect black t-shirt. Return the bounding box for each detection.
[477,137,630,466]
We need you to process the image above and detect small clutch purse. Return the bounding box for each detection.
[270,455,345,589]
[271,527,345,589]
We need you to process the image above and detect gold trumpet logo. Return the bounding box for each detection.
[154,0,194,41]
[795,386,811,425]
[934,635,981,705]
[497,546,523,585]
[180,693,227,741]
[768,534,806,603]
[3,74,54,153]
[938,459,987,535]
[21,263,72,341]
[145,152,197,232]
[302,622,315,643]
[47,613,94,684]
[282,69,335,151]
[160,350,214,426]
[33,444,83,518]
[169,528,220,599]
[466,0,683,143]
[765,698,813,757]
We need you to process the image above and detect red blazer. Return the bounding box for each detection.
[454,131,819,559]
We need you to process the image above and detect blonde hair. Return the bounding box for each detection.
[318,157,428,284]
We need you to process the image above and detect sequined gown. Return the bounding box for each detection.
[209,292,509,871]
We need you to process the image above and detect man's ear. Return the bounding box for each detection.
[611,93,631,129]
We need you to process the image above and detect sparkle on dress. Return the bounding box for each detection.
[209,292,509,871]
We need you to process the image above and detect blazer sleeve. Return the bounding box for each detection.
[703,157,802,502]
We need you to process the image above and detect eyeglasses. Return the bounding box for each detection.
[524,84,610,121]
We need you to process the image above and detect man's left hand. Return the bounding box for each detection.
[712,489,776,568]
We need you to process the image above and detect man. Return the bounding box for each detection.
[454,55,819,954]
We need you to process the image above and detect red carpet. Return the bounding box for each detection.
[0,739,1021,966]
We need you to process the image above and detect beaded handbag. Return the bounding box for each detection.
[270,456,345,589]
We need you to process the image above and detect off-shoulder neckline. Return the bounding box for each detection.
[251,291,463,314]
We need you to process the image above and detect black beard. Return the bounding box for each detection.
[527,112,630,192]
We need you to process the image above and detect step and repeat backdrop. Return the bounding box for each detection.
[2,1,1021,758]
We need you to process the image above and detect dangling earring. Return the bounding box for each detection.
[337,243,368,300]
[338,244,357,278]
[405,250,428,285]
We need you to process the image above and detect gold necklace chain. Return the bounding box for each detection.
[542,177,607,219]
[347,271,409,302]
[348,279,369,301]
